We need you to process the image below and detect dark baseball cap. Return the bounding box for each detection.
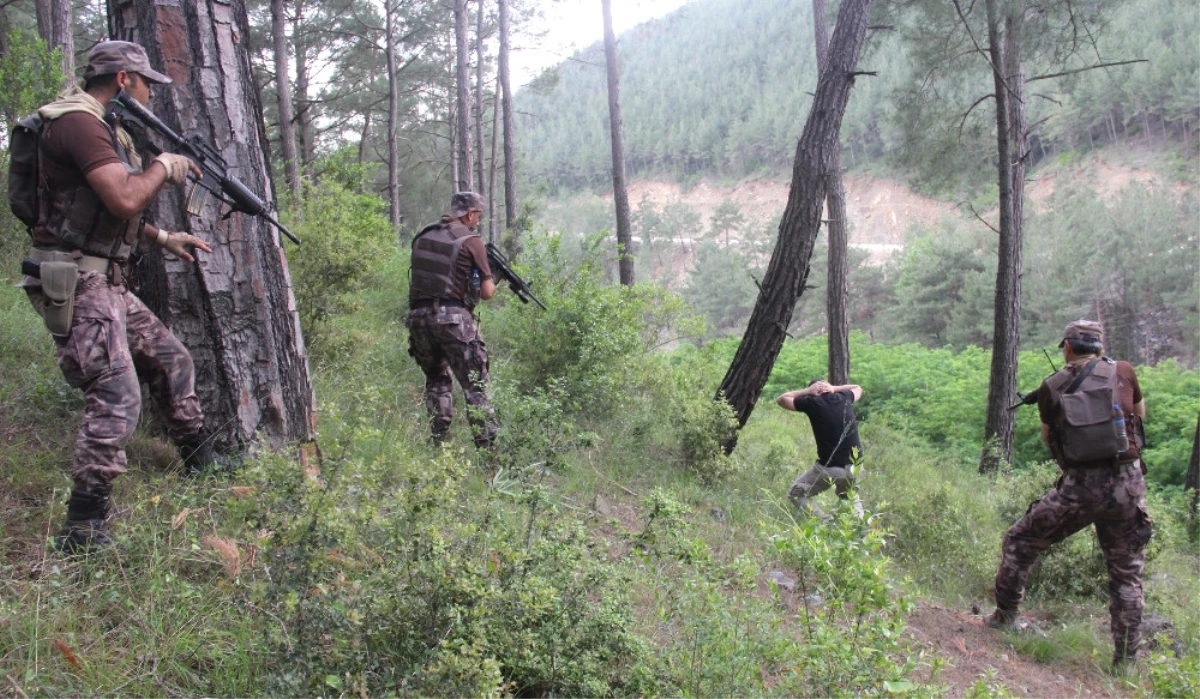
[83,41,172,84]
[1058,319,1104,348]
[448,191,486,217]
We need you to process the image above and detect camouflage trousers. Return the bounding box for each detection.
[406,305,498,448]
[993,461,1152,660]
[26,271,204,490]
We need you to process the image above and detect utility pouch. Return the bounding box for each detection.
[38,261,79,336]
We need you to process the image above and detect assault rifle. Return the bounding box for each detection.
[107,90,300,246]
[1009,349,1060,410]
[485,243,546,310]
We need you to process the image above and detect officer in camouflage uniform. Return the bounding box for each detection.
[406,191,499,448]
[985,320,1152,670]
[18,42,215,553]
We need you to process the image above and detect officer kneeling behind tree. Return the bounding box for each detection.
[15,41,216,553]
[985,319,1151,671]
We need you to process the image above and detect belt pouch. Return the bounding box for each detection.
[39,261,79,336]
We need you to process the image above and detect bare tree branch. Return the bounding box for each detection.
[1027,59,1147,83]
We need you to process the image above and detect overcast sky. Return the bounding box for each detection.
[509,0,692,86]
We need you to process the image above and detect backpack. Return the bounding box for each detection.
[1044,357,1129,466]
[7,113,44,230]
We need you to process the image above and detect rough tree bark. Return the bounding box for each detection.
[35,0,73,84]
[453,0,472,191]
[812,0,849,385]
[716,0,874,454]
[270,0,301,203]
[386,0,402,235]
[601,0,634,285]
[108,0,315,454]
[498,0,516,233]
[978,0,1026,473]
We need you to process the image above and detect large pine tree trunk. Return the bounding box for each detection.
[108,0,315,453]
[271,0,301,203]
[454,0,473,191]
[978,0,1026,473]
[498,0,516,233]
[35,0,73,84]
[812,0,849,385]
[716,0,873,453]
[601,0,634,285]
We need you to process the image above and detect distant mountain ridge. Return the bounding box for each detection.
[515,0,1197,196]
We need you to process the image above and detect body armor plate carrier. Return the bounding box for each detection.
[35,115,142,262]
[409,220,477,308]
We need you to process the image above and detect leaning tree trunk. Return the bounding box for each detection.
[716,0,873,454]
[978,0,1026,473]
[812,0,849,385]
[108,0,315,455]
[35,0,73,85]
[453,0,472,191]
[601,0,634,286]
[498,0,517,233]
[271,0,301,204]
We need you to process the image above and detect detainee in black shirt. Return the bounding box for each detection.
[777,379,865,516]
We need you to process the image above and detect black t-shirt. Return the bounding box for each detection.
[791,390,863,467]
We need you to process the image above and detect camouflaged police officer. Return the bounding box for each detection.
[405,192,499,449]
[985,320,1151,671]
[18,41,216,553]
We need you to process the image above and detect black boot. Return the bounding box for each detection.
[54,484,114,554]
[178,430,217,474]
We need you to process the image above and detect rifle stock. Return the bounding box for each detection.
[108,91,301,246]
[485,243,546,310]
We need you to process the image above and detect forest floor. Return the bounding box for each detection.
[904,601,1128,697]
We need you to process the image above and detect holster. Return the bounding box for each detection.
[37,261,79,337]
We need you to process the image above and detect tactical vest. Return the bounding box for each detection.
[409,219,477,307]
[35,116,142,261]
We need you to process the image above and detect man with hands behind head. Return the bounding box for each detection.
[777,379,865,517]
[19,41,215,553]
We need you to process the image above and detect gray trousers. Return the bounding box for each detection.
[788,461,854,508]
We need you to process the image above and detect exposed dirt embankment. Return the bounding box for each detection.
[620,154,1189,265]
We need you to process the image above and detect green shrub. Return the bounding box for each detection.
[484,232,699,412]
[1138,648,1200,699]
[234,402,645,696]
[287,175,393,351]
[770,505,921,697]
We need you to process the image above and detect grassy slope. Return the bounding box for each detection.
[1,250,1196,697]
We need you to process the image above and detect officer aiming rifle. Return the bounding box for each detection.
[107,89,300,246]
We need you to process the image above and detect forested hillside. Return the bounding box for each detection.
[0,0,1198,695]
[516,0,1198,193]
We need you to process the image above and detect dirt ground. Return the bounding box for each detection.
[621,153,1186,268]
[904,602,1126,698]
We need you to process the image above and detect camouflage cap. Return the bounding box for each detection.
[448,191,486,217]
[83,41,172,85]
[1058,319,1104,348]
